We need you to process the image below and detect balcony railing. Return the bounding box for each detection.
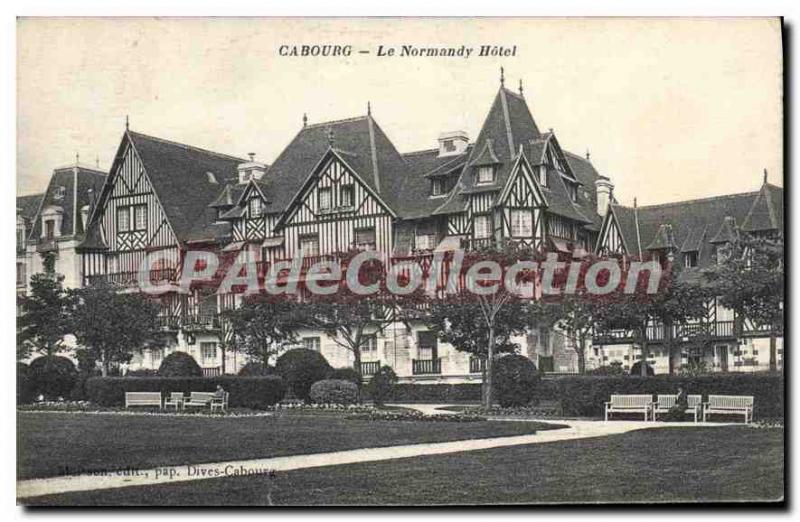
[183,313,221,330]
[594,319,744,346]
[85,268,178,288]
[412,358,442,375]
[360,361,381,376]
[469,357,485,374]
[202,367,221,377]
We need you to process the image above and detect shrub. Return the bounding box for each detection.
[310,379,359,405]
[329,367,362,388]
[275,349,332,402]
[17,363,35,404]
[29,356,78,400]
[587,362,624,376]
[492,354,540,408]
[365,365,397,406]
[629,362,655,377]
[238,362,276,376]
[86,376,286,409]
[158,352,202,377]
[552,372,784,419]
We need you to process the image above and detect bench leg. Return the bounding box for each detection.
[604,409,608,422]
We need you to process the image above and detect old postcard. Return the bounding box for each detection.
[15,17,784,506]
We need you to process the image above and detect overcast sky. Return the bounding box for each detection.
[17,17,782,206]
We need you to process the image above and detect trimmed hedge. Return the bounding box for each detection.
[238,362,276,376]
[86,376,286,409]
[329,368,362,388]
[275,349,332,402]
[545,373,784,419]
[376,383,483,404]
[29,356,78,400]
[309,379,359,405]
[493,355,540,408]
[158,351,203,377]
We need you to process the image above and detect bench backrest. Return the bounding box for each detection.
[708,395,754,409]
[610,394,652,407]
[189,392,215,403]
[125,392,161,403]
[656,394,702,409]
[168,392,185,400]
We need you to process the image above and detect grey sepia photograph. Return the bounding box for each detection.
[15,17,784,506]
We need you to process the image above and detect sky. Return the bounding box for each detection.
[17,17,782,206]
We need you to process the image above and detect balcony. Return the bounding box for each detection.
[360,361,381,376]
[202,367,221,377]
[469,357,485,374]
[85,268,178,288]
[183,313,221,331]
[412,358,442,375]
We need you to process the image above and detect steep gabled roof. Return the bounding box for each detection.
[126,131,246,242]
[396,146,472,220]
[741,182,783,234]
[17,193,44,223]
[30,165,106,240]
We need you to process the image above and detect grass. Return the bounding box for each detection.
[23,426,784,506]
[17,411,557,480]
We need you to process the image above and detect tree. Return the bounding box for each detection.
[594,257,709,377]
[17,273,76,360]
[424,243,539,407]
[71,283,163,376]
[222,294,299,367]
[705,235,784,371]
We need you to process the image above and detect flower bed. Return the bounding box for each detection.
[347,410,486,422]
[17,401,272,418]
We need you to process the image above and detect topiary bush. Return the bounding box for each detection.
[158,351,202,377]
[309,379,359,405]
[492,354,540,408]
[29,355,78,400]
[238,362,276,376]
[17,362,35,404]
[86,376,286,409]
[629,362,655,377]
[275,349,332,402]
[365,365,397,406]
[329,367,362,388]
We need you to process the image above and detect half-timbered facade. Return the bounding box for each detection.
[594,178,784,373]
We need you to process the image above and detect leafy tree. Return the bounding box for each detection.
[222,294,299,367]
[17,273,76,360]
[704,235,784,371]
[366,365,397,406]
[71,283,163,376]
[424,243,539,407]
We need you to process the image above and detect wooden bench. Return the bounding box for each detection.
[652,394,702,422]
[183,392,216,410]
[125,392,162,409]
[211,392,229,413]
[703,395,754,424]
[164,392,185,411]
[605,394,653,421]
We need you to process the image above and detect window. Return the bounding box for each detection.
[431,178,446,197]
[417,331,437,360]
[16,262,25,286]
[319,187,332,210]
[442,139,455,153]
[302,337,321,352]
[151,348,164,365]
[569,184,578,202]
[200,342,217,364]
[474,214,491,239]
[299,234,319,256]
[415,233,436,251]
[54,186,66,200]
[355,227,376,251]
[45,219,56,240]
[340,185,354,207]
[248,197,263,218]
[539,166,548,187]
[684,251,698,268]
[17,226,25,251]
[362,334,378,353]
[117,207,130,232]
[133,205,147,231]
[510,209,533,237]
[477,166,494,184]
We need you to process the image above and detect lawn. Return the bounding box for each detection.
[17,411,556,480]
[23,426,783,505]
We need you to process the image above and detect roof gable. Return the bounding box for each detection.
[30,166,106,240]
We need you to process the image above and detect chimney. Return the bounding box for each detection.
[595,177,614,217]
[238,153,267,184]
[438,131,469,157]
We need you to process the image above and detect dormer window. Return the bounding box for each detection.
[53,186,66,200]
[431,178,446,197]
[248,197,263,218]
[477,166,494,185]
[569,184,578,202]
[684,251,698,268]
[539,166,548,187]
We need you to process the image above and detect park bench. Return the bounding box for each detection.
[124,392,162,409]
[164,392,185,411]
[703,395,754,424]
[183,392,216,410]
[211,392,229,413]
[604,394,653,421]
[652,394,703,423]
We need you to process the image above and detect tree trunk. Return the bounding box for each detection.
[101,354,109,377]
[665,320,674,375]
[220,345,226,374]
[484,324,495,408]
[639,328,649,377]
[576,335,586,374]
[769,333,777,372]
